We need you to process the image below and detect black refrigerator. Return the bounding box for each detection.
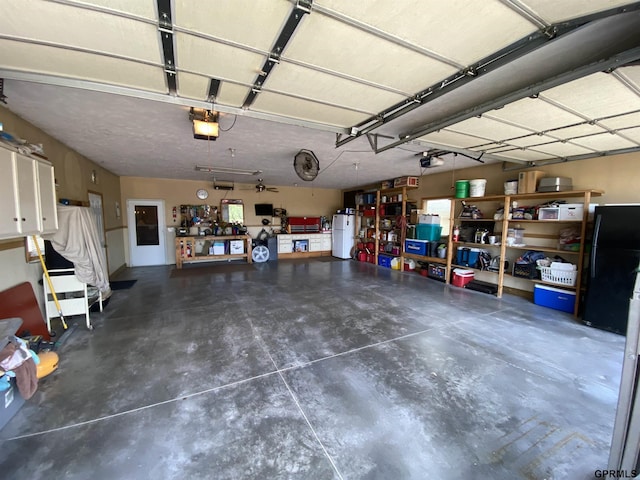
[583,206,640,335]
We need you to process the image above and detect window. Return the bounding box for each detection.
[421,198,452,235]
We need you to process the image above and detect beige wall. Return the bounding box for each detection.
[0,106,125,305]
[119,176,343,265]
[408,151,640,204]
[400,152,640,290]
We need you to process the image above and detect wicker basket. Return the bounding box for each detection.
[539,266,577,286]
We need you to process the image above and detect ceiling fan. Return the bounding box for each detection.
[255,179,278,193]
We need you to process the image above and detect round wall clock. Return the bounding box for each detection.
[196,188,209,200]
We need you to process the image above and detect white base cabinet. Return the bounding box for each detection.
[277,233,332,256]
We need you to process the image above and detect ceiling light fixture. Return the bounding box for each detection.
[195,165,262,176]
[190,107,219,140]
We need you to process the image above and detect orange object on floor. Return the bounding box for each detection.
[36,351,59,379]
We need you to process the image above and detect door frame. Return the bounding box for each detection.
[127,199,166,266]
[88,190,109,273]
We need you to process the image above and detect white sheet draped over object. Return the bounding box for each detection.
[43,205,112,297]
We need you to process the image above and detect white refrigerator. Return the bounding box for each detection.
[332,214,355,259]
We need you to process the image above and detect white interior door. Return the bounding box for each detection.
[88,191,108,271]
[127,199,166,266]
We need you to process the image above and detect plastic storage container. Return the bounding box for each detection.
[405,239,428,256]
[452,268,474,287]
[456,247,480,268]
[378,254,392,268]
[534,284,576,313]
[455,180,470,198]
[469,179,487,197]
[539,262,577,286]
[504,180,518,195]
[416,224,442,241]
[538,207,559,220]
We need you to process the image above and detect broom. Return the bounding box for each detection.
[32,236,68,332]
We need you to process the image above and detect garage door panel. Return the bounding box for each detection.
[542,73,640,118]
[265,63,404,114]
[0,0,161,63]
[317,0,537,66]
[176,33,263,85]
[284,13,457,95]
[175,0,290,52]
[253,92,368,128]
[0,40,166,93]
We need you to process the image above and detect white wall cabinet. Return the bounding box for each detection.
[0,146,58,239]
[36,160,58,234]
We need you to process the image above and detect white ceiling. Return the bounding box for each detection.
[1,0,639,191]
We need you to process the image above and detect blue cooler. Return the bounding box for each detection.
[534,284,576,313]
[456,247,480,268]
[404,239,428,256]
[416,224,442,241]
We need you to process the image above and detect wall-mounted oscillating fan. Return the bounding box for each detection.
[293,149,320,181]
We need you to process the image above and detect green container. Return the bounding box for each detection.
[455,180,470,198]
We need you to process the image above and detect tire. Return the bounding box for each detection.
[252,245,270,263]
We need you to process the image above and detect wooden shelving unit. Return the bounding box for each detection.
[175,235,253,269]
[447,189,603,315]
[355,186,416,267]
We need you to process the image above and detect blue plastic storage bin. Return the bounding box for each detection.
[416,224,442,241]
[533,284,575,313]
[404,239,428,256]
[378,255,392,268]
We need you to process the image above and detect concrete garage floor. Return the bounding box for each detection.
[0,259,627,479]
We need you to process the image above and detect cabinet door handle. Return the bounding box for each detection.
[42,217,46,221]
[21,218,26,222]
[13,217,18,222]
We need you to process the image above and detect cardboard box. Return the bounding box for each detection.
[393,176,419,188]
[409,209,422,224]
[213,242,225,255]
[517,170,545,194]
[559,204,584,221]
[229,240,244,254]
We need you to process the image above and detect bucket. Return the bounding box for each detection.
[469,178,487,197]
[455,180,470,198]
[504,180,518,195]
